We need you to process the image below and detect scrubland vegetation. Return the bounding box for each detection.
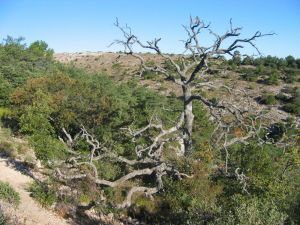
[0,181,20,225]
[0,31,299,225]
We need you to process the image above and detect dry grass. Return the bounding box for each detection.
[0,126,37,167]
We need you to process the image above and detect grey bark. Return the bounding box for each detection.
[57,124,192,208]
[112,16,274,156]
[182,85,194,154]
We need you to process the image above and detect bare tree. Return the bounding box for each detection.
[56,17,275,208]
[56,123,191,208]
[111,16,274,155]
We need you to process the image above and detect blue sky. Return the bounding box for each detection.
[0,0,299,57]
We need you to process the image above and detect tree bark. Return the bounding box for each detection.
[182,85,194,155]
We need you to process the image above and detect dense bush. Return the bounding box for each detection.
[276,88,300,116]
[284,68,300,83]
[214,195,288,225]
[0,181,20,206]
[28,181,57,208]
[11,72,185,161]
[241,56,254,65]
[216,140,300,224]
[0,36,55,106]
[260,94,277,105]
[265,70,280,85]
[242,55,300,70]
[239,67,258,82]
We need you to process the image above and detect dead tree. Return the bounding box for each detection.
[56,17,274,207]
[56,122,191,208]
[112,16,274,155]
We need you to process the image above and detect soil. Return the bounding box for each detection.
[0,157,69,225]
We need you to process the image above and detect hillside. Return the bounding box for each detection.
[54,52,299,125]
[1,1,300,224]
[0,39,299,225]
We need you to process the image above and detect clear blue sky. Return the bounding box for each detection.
[0,0,299,57]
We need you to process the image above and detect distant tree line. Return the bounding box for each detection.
[227,50,300,69]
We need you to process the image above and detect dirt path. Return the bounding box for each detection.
[0,157,69,225]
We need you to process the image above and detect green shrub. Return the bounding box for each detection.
[256,64,265,75]
[78,194,92,205]
[216,140,300,224]
[142,70,157,80]
[0,181,20,206]
[282,103,300,115]
[239,68,258,82]
[0,37,55,107]
[28,134,66,162]
[19,90,54,136]
[95,161,121,181]
[265,71,279,85]
[242,56,253,65]
[0,126,34,162]
[0,127,16,157]
[28,181,57,208]
[133,162,222,225]
[0,108,11,119]
[277,88,300,115]
[230,63,237,71]
[276,92,290,102]
[284,68,300,83]
[0,141,17,158]
[214,195,288,225]
[260,94,277,105]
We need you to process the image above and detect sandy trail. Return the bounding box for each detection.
[0,157,69,225]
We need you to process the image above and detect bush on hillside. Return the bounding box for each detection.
[260,94,277,105]
[0,181,20,206]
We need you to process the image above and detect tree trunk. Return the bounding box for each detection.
[182,85,194,155]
